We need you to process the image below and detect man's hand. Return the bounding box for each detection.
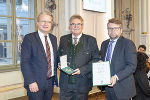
[29,82,39,92]
[108,75,117,87]
[58,63,61,69]
[72,68,80,75]
[98,60,103,62]
[54,85,57,88]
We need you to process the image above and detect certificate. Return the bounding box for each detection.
[60,55,67,69]
[92,61,111,86]
[60,55,75,75]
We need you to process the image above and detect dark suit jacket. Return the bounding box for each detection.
[21,31,58,91]
[100,36,137,99]
[133,70,150,100]
[58,34,99,93]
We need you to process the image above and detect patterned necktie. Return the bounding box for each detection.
[73,37,78,45]
[45,36,52,79]
[106,40,114,61]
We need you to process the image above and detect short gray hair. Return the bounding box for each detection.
[69,14,84,24]
[37,11,53,22]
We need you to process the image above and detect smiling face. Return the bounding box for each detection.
[37,14,53,35]
[69,18,83,37]
[107,23,122,40]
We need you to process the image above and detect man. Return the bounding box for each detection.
[100,18,137,100]
[137,45,146,53]
[138,45,150,70]
[58,15,99,100]
[21,11,58,100]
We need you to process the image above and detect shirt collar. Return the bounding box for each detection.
[110,37,119,42]
[72,33,82,39]
[38,30,49,37]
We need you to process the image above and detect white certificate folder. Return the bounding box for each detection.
[60,55,75,75]
[92,61,111,86]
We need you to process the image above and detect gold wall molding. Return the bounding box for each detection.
[0,83,24,93]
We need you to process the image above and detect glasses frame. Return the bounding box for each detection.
[107,27,121,31]
[39,20,52,24]
[70,23,83,27]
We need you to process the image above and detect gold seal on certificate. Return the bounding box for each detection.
[92,61,111,86]
[60,55,75,75]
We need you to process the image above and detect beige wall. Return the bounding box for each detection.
[58,0,114,49]
[81,11,109,48]
[81,0,114,48]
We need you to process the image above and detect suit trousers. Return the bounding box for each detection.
[60,84,88,100]
[105,87,130,100]
[27,77,54,100]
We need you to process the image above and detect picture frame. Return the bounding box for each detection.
[83,0,106,12]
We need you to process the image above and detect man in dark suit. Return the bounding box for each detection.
[21,11,58,100]
[58,15,99,100]
[100,18,137,100]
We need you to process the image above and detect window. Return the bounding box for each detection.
[0,0,36,71]
[0,0,21,5]
[16,0,22,5]
[0,0,6,3]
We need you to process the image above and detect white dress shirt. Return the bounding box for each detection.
[105,38,118,62]
[105,38,119,80]
[38,30,54,77]
[72,33,82,44]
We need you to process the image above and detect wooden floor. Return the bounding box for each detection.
[88,92,106,100]
[10,92,106,100]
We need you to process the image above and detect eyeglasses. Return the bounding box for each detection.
[39,20,52,24]
[70,23,82,27]
[107,27,120,31]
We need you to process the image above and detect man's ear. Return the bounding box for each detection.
[120,28,123,34]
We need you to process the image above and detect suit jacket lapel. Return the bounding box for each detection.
[103,40,110,60]
[80,34,85,49]
[49,34,56,59]
[111,36,122,62]
[67,34,73,51]
[34,32,47,59]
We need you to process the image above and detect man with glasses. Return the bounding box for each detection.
[21,11,58,100]
[100,18,137,100]
[58,14,99,100]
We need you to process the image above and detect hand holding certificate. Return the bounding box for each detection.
[60,55,75,75]
[92,61,111,86]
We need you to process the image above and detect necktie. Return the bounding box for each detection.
[73,37,78,45]
[106,40,114,61]
[45,36,52,79]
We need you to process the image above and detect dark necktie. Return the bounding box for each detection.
[106,40,114,61]
[73,37,78,45]
[45,36,52,79]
